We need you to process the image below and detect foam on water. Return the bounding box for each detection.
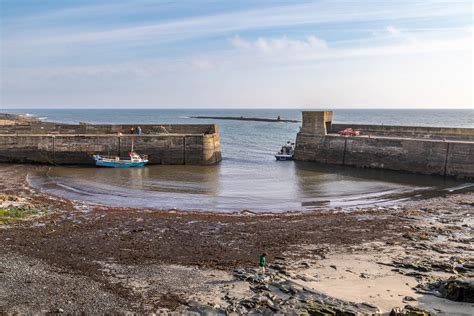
[446,183,474,192]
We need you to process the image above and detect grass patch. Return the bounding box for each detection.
[0,207,47,225]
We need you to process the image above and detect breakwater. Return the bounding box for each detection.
[191,116,300,123]
[0,120,221,165]
[294,111,474,179]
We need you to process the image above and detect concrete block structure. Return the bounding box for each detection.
[0,121,221,165]
[294,111,474,179]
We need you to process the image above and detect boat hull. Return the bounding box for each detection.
[95,160,148,168]
[275,155,294,161]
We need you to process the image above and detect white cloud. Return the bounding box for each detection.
[189,57,215,70]
[230,35,327,55]
[226,33,471,65]
[386,26,402,37]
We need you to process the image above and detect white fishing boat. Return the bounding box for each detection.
[275,141,295,161]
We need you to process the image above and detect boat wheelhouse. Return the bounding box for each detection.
[275,141,295,161]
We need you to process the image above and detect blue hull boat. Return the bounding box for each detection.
[92,152,149,168]
[94,160,148,168]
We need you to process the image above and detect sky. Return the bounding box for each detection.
[0,0,473,109]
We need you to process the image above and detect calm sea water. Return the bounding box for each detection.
[5,108,474,212]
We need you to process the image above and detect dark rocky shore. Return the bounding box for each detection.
[0,164,473,314]
[0,113,40,125]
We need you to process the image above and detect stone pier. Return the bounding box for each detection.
[0,120,221,165]
[294,111,474,179]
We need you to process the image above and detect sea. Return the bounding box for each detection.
[4,108,474,212]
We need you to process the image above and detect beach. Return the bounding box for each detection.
[2,0,473,313]
[1,163,473,314]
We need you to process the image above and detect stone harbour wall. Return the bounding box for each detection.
[328,123,474,141]
[294,111,474,179]
[0,123,221,165]
[0,122,217,135]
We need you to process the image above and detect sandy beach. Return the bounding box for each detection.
[0,163,472,315]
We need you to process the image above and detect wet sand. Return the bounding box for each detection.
[0,164,473,314]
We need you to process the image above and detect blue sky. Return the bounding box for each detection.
[1,0,472,108]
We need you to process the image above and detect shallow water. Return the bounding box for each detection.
[28,162,466,212]
[7,108,473,212]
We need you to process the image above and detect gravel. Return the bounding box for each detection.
[0,252,132,314]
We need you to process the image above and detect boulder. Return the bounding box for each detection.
[436,278,474,303]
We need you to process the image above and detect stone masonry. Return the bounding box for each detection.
[0,121,221,165]
[294,111,474,179]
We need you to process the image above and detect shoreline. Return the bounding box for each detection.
[1,165,473,314]
[0,113,40,126]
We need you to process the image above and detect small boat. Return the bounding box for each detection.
[92,152,149,168]
[275,141,295,161]
[92,140,148,168]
